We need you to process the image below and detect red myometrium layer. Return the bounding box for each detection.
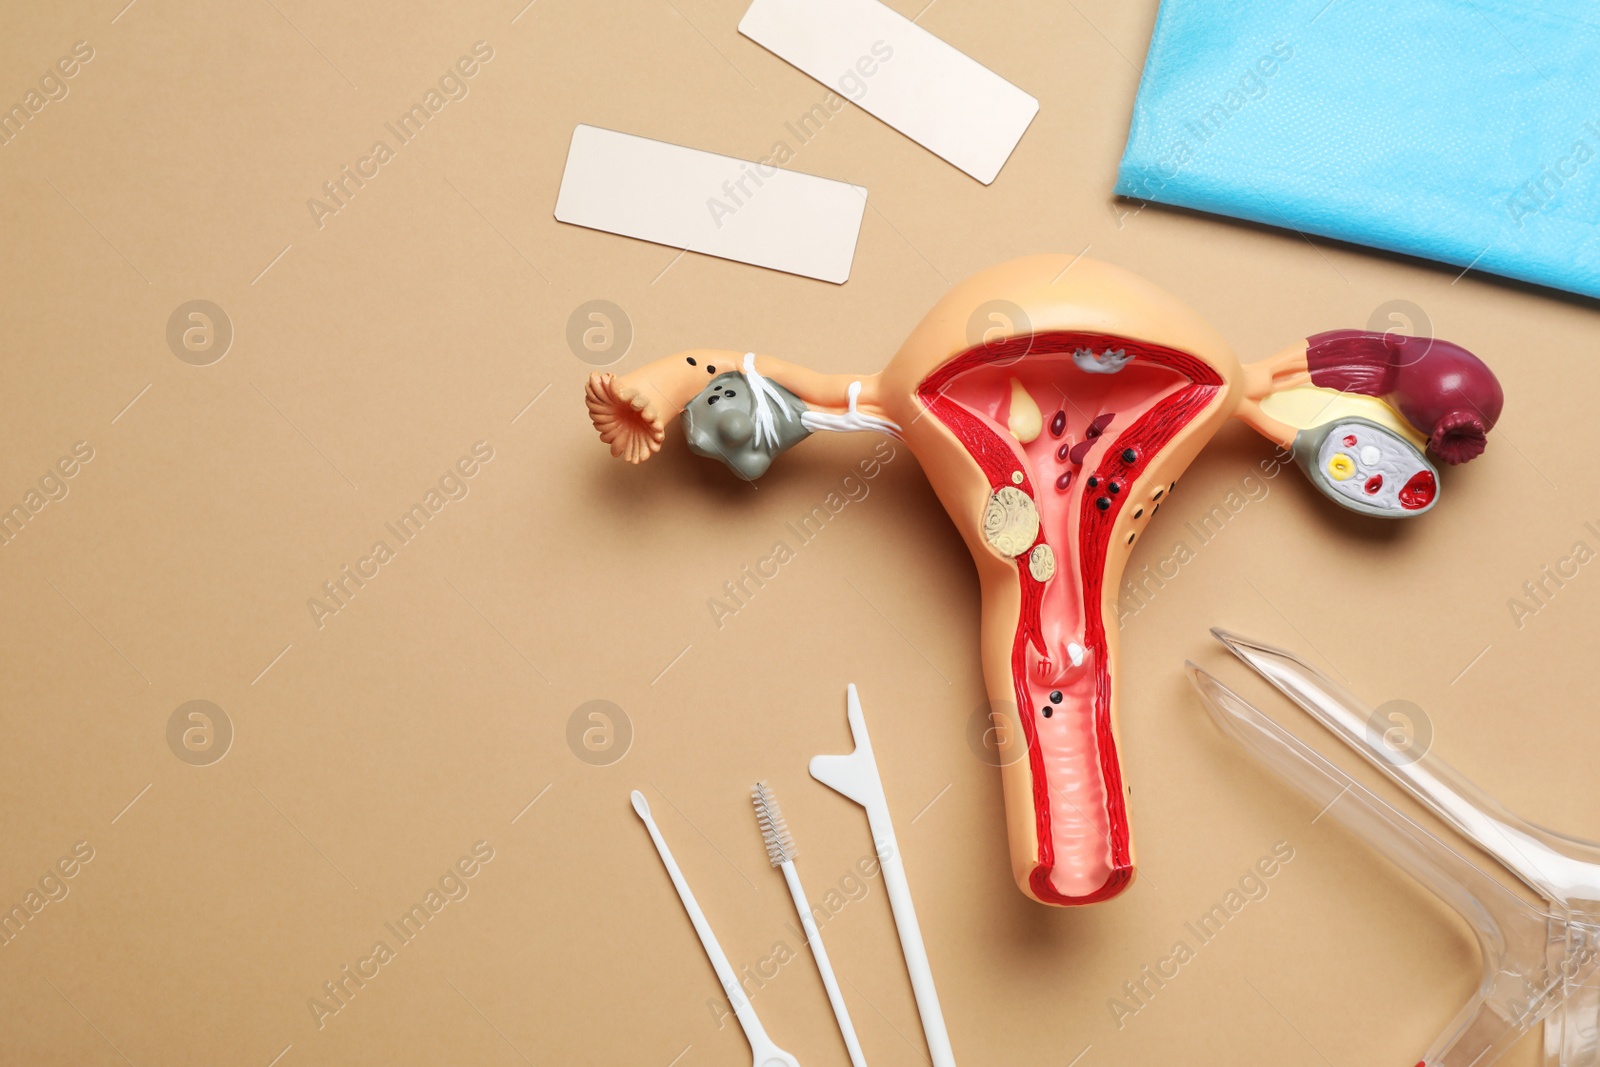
[918,332,1222,905]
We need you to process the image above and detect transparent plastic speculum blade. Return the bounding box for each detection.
[1186,636,1600,1067]
[1210,629,1600,907]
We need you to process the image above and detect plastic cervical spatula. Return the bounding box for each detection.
[811,684,956,1067]
[1186,631,1600,1067]
[631,790,802,1067]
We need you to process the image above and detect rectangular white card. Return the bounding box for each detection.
[553,124,868,284]
[739,0,1039,184]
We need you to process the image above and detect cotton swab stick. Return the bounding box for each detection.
[752,781,868,1067]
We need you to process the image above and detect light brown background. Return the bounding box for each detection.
[2,0,1596,1064]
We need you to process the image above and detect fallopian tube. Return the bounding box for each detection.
[584,255,1504,906]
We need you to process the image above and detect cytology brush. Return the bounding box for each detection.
[752,780,868,1067]
[631,790,801,1067]
[811,684,956,1067]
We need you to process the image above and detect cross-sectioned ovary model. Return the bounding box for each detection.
[587,254,1504,906]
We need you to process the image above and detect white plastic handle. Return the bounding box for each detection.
[810,685,956,1067]
[781,860,868,1067]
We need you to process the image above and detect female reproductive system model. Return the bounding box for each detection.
[584,255,1504,907]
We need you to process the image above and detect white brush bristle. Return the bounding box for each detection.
[751,781,796,867]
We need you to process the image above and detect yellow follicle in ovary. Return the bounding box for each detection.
[1007,377,1042,443]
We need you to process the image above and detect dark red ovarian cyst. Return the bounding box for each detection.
[1365,474,1384,494]
[1056,471,1073,491]
[1050,411,1066,437]
[1399,470,1436,509]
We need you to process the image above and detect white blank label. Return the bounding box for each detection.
[739,0,1038,184]
[553,125,868,284]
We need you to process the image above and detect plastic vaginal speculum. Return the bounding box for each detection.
[1189,630,1600,1067]
[584,255,1505,907]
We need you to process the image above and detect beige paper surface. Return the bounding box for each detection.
[0,1,1592,1065]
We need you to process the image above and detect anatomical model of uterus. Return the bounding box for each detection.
[585,255,1503,906]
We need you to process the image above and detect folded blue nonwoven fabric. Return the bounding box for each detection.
[1115,0,1600,300]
